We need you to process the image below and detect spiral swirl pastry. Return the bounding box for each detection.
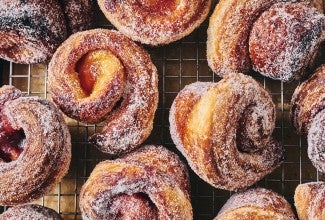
[207,0,325,81]
[48,29,158,155]
[169,73,283,191]
[295,182,325,220]
[291,65,325,172]
[0,0,94,64]
[97,0,211,45]
[0,0,67,64]
[0,204,62,220]
[0,85,71,206]
[79,145,192,220]
[214,188,296,219]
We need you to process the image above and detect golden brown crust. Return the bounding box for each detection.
[215,188,296,220]
[79,145,192,220]
[0,204,62,220]
[169,73,283,191]
[0,0,67,64]
[48,29,158,156]
[207,0,325,81]
[291,65,325,134]
[97,0,211,45]
[295,182,325,220]
[0,85,71,206]
[291,65,325,172]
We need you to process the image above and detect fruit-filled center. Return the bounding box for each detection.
[0,116,25,162]
[76,49,125,97]
[138,0,177,12]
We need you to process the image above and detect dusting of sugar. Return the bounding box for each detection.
[0,204,62,220]
[49,29,158,156]
[216,188,296,219]
[169,73,283,191]
[308,109,325,172]
[207,0,325,79]
[249,2,325,81]
[0,86,71,206]
[295,182,325,220]
[79,145,192,219]
[0,0,67,63]
[97,0,211,45]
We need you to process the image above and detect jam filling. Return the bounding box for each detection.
[76,50,123,97]
[139,0,176,12]
[0,116,25,162]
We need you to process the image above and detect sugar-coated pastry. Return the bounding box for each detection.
[207,0,325,81]
[291,65,325,172]
[0,85,71,206]
[79,145,192,220]
[0,0,94,64]
[0,204,62,220]
[97,0,211,45]
[170,73,283,191]
[59,0,94,33]
[0,0,67,64]
[295,182,325,220]
[48,29,158,156]
[214,188,296,219]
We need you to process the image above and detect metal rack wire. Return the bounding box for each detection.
[0,0,324,219]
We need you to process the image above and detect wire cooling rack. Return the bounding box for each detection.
[0,1,324,219]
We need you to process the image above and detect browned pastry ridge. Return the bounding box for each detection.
[291,65,325,172]
[48,29,158,156]
[0,204,62,220]
[214,188,296,219]
[0,85,71,206]
[79,145,192,220]
[169,73,283,191]
[295,182,325,220]
[207,0,325,81]
[0,0,93,64]
[97,0,211,45]
[59,0,94,33]
[0,0,67,64]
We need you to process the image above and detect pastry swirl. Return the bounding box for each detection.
[0,85,71,206]
[207,0,325,81]
[0,0,67,64]
[0,0,93,64]
[97,0,211,45]
[291,65,325,172]
[214,188,296,219]
[0,204,62,220]
[79,145,192,220]
[169,73,283,191]
[48,29,158,155]
[295,182,325,220]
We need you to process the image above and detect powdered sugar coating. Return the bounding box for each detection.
[291,65,325,172]
[0,85,71,206]
[215,188,296,219]
[97,0,211,45]
[308,110,325,172]
[249,2,325,81]
[48,29,158,156]
[59,0,94,33]
[295,182,325,220]
[0,204,62,220]
[169,73,283,191]
[207,0,325,81]
[79,145,192,220]
[0,0,67,64]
